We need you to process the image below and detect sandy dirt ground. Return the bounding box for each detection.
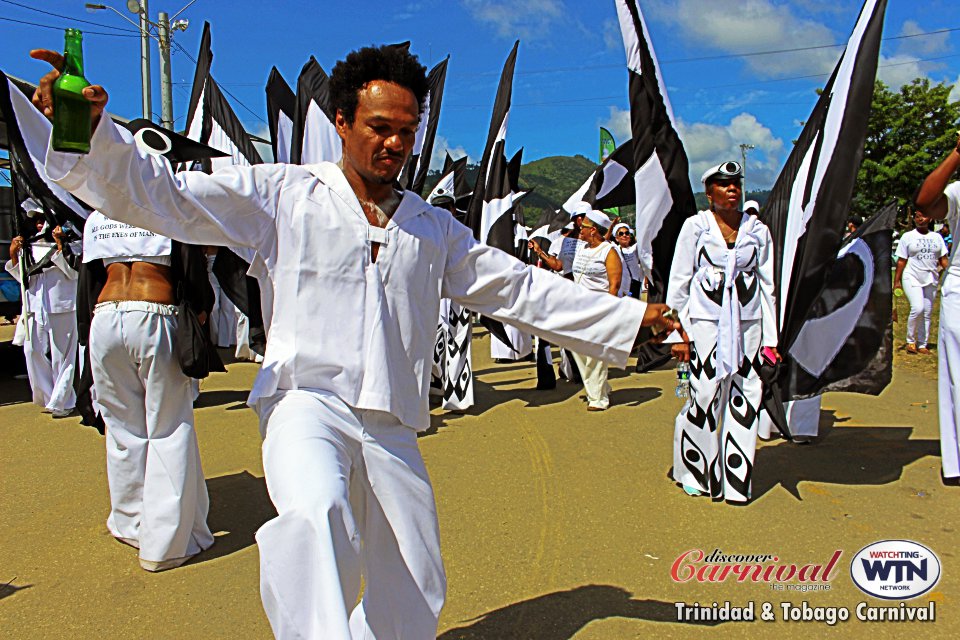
[0,325,956,639]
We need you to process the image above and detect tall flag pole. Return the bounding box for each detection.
[463,40,521,352]
[758,0,888,400]
[399,56,449,196]
[599,127,619,218]
[290,57,340,165]
[266,67,296,163]
[615,0,696,298]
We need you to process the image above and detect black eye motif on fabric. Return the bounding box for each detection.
[696,246,726,307]
[737,349,756,378]
[723,433,753,500]
[709,455,724,499]
[735,272,759,305]
[689,342,703,378]
[680,431,708,490]
[706,386,723,433]
[444,360,473,403]
[133,127,173,156]
[702,343,718,380]
[685,397,708,429]
[728,379,757,428]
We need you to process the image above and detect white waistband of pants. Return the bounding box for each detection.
[94,300,178,316]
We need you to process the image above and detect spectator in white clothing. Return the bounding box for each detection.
[894,208,948,354]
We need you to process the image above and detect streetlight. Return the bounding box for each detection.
[85,0,195,131]
[739,143,755,210]
[85,1,153,120]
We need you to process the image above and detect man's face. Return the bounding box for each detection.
[336,80,420,187]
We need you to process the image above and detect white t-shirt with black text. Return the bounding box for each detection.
[896,228,947,287]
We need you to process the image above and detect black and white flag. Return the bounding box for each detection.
[290,57,340,165]
[183,23,267,355]
[784,203,895,398]
[563,139,635,214]
[758,0,888,400]
[0,73,89,229]
[615,0,696,297]
[183,22,263,171]
[266,67,296,163]
[426,153,471,217]
[463,41,522,352]
[399,57,449,196]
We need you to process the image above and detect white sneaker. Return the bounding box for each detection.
[50,408,74,418]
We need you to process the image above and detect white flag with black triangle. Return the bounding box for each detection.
[290,57,340,165]
[615,0,697,298]
[266,67,296,164]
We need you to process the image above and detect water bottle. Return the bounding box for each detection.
[675,361,691,399]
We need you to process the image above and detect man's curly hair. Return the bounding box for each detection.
[329,45,429,125]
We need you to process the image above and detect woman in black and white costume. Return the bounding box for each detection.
[81,208,215,571]
[667,161,778,502]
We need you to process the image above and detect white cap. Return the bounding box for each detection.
[585,209,613,230]
[611,222,632,237]
[567,201,591,217]
[700,160,743,184]
[744,200,760,213]
[429,187,455,206]
[21,198,43,217]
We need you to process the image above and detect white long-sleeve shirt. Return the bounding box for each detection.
[666,211,777,377]
[46,116,646,430]
[5,243,78,317]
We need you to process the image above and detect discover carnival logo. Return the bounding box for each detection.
[850,540,941,600]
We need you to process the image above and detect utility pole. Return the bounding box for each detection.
[86,1,194,131]
[157,11,173,130]
[138,0,151,120]
[739,143,755,210]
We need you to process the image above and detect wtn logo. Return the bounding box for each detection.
[851,541,941,600]
[861,558,927,583]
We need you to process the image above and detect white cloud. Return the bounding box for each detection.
[646,0,840,78]
[877,53,929,89]
[460,0,565,41]
[429,135,472,171]
[950,76,960,103]
[895,20,951,58]
[601,106,784,190]
[602,17,621,52]
[678,113,784,190]
[599,106,631,146]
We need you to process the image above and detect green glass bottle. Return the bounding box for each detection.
[52,29,92,153]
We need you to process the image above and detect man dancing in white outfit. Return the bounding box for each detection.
[916,133,960,484]
[32,44,675,639]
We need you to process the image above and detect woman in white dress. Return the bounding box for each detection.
[571,210,622,410]
[894,208,948,355]
[667,161,778,502]
[611,222,642,298]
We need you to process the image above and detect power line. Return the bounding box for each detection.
[0,15,140,37]
[170,40,267,125]
[0,0,138,32]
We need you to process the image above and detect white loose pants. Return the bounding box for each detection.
[904,277,936,348]
[255,390,446,640]
[89,301,214,564]
[23,310,77,413]
[939,283,960,478]
[571,351,610,410]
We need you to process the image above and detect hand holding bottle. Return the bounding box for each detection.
[29,47,108,129]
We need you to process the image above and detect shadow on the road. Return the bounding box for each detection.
[195,389,251,410]
[0,580,31,601]
[438,584,725,639]
[753,423,940,501]
[193,471,276,564]
[0,340,31,407]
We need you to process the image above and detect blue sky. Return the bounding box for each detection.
[2,0,959,189]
